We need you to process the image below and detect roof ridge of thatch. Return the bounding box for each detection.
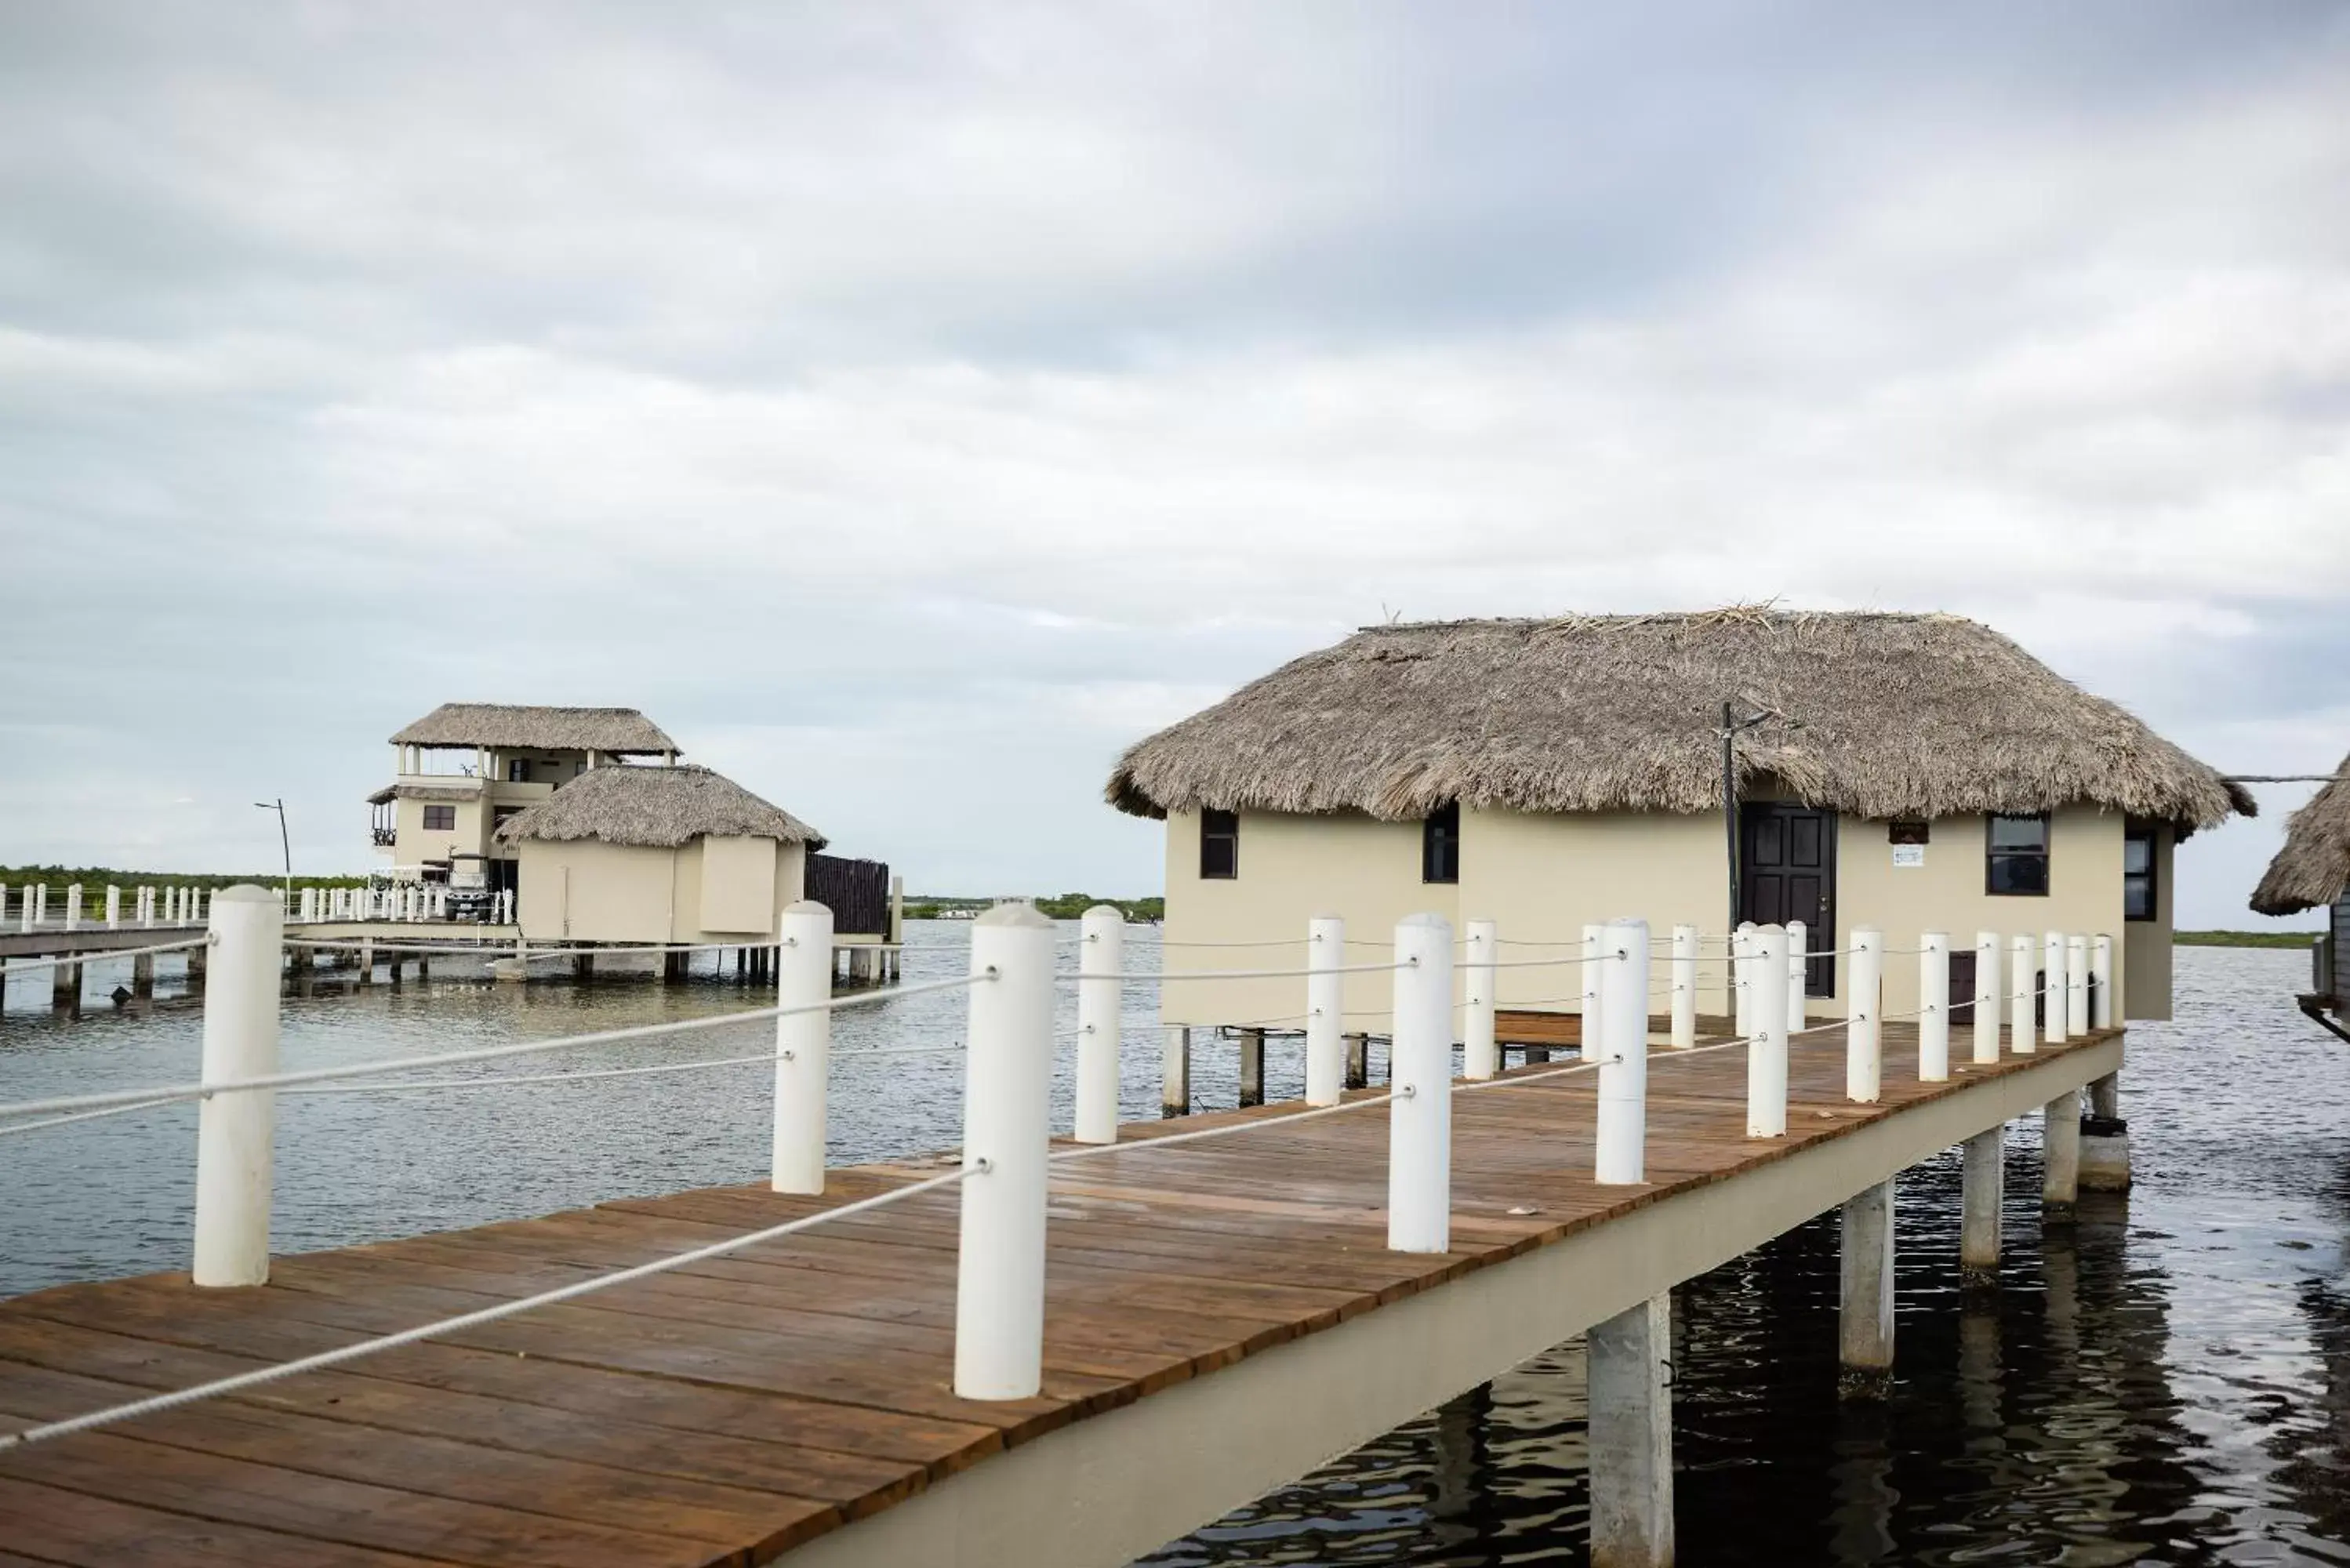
[390,702,678,753]
[1106,608,2250,831]
[496,763,825,851]
[2250,752,2350,915]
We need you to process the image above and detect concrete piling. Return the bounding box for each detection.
[1960,1126,2003,1279]
[1237,1028,1265,1108]
[2043,1090,2080,1210]
[1588,1293,1675,1568]
[1344,1032,1368,1090]
[1161,1025,1191,1117]
[1839,1178,1896,1397]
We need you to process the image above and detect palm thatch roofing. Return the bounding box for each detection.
[390,703,677,755]
[365,782,485,805]
[1108,608,2252,832]
[2250,753,2350,914]
[495,764,826,851]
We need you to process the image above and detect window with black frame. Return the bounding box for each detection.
[1422,801,1460,884]
[1986,812,2049,895]
[2123,822,2158,920]
[1199,808,1239,879]
[421,804,456,832]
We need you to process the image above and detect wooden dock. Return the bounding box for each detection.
[0,1021,2121,1566]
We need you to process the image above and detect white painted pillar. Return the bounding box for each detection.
[1847,927,1882,1102]
[1916,932,1949,1082]
[2043,931,2068,1044]
[953,902,1056,1401]
[1840,1178,1896,1391]
[1748,924,1789,1138]
[1587,1293,1674,1567]
[2090,935,2114,1029]
[191,888,205,924]
[64,884,81,931]
[1785,919,1808,1035]
[1161,1025,1192,1116]
[1387,913,1455,1254]
[1595,918,1650,1185]
[1306,916,1346,1105]
[1960,1126,2003,1276]
[2009,934,2036,1054]
[17,884,29,932]
[192,886,283,1287]
[771,901,834,1193]
[34,884,49,927]
[2043,1090,2080,1207]
[1732,922,1756,1037]
[1971,931,2000,1065]
[1580,923,1606,1064]
[1073,905,1124,1144]
[2065,934,2090,1037]
[106,885,121,930]
[1669,924,1697,1051]
[1462,918,1498,1082]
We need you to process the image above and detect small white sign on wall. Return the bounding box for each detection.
[1891,844,1926,869]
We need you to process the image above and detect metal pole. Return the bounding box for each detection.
[1721,702,1739,935]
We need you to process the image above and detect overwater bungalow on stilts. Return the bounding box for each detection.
[2250,750,2350,1040]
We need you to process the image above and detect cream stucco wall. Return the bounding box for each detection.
[517,837,808,945]
[1160,804,2159,1034]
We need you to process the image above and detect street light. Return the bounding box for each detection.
[254,798,290,898]
[1717,702,1778,936]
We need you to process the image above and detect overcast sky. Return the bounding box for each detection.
[3,3,2346,926]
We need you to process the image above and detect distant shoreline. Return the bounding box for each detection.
[2177,929,2315,949]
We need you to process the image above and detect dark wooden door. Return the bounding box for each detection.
[1741,804,1837,996]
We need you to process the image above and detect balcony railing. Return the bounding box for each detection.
[371,826,397,847]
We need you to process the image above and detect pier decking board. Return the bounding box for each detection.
[0,1022,2118,1566]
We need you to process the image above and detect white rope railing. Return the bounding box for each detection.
[278,1037,970,1098]
[1052,1088,1405,1162]
[0,936,209,975]
[0,1165,979,1454]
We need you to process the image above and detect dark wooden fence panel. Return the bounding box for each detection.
[806,854,890,937]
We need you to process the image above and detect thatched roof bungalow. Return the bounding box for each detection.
[496,764,826,944]
[2250,755,2350,1016]
[1111,608,2246,1032]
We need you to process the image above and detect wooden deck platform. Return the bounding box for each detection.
[0,1022,2119,1566]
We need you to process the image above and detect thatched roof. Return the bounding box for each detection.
[365,782,485,805]
[1108,608,2252,831]
[2250,754,2350,914]
[390,703,677,755]
[495,764,826,850]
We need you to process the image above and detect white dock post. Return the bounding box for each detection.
[105,885,121,930]
[1588,1293,1674,1566]
[191,888,205,924]
[1960,1126,2003,1277]
[953,901,1056,1401]
[192,886,283,1287]
[1581,923,1606,1061]
[1387,913,1455,1254]
[1839,1178,1896,1395]
[1748,924,1789,1138]
[2009,933,2036,1054]
[1462,918,1498,1081]
[64,884,82,931]
[1910,931,1947,1082]
[18,884,31,932]
[2043,931,2068,1043]
[1972,931,2000,1065]
[1306,916,1346,1105]
[2090,934,2114,1029]
[1669,924,1698,1051]
[1595,918,1650,1185]
[1732,922,1756,1037]
[1785,919,1807,1035]
[1162,1025,1191,1116]
[2043,1089,2081,1209]
[2065,934,2090,1037]
[1847,927,1882,1102]
[771,900,834,1194]
[1073,905,1124,1144]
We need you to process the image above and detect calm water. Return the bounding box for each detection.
[2,935,2343,1564]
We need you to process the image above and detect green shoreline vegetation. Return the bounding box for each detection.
[2175,929,2316,949]
[905,894,1164,922]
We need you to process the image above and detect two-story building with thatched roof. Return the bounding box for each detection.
[368,703,681,891]
[2250,752,2350,1030]
[494,763,826,945]
[1109,609,2250,1035]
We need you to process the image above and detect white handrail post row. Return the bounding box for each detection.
[771,900,834,1193]
[1731,923,1754,1037]
[2090,934,2115,1029]
[1669,924,1698,1050]
[32,883,46,928]
[1749,925,1789,1138]
[1387,913,1455,1254]
[2065,934,2090,1037]
[1306,916,1346,1105]
[64,884,81,931]
[1581,924,1605,1062]
[191,885,284,1287]
[2043,930,2068,1044]
[1918,932,1950,1083]
[954,901,1057,1400]
[1972,930,2000,1065]
[1073,905,1124,1144]
[1847,927,1882,1102]
[106,884,121,930]
[1785,919,1807,1036]
[2009,933,2036,1054]
[1462,918,1498,1081]
[1595,918,1650,1185]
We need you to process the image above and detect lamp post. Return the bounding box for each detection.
[1718,702,1773,935]
[254,798,291,898]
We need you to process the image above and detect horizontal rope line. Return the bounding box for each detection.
[1093,960,1413,982]
[0,1165,978,1453]
[0,937,209,974]
[0,972,991,1123]
[1052,1089,1404,1162]
[278,1038,971,1098]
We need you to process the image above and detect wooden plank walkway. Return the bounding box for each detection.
[0,1022,2118,1566]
